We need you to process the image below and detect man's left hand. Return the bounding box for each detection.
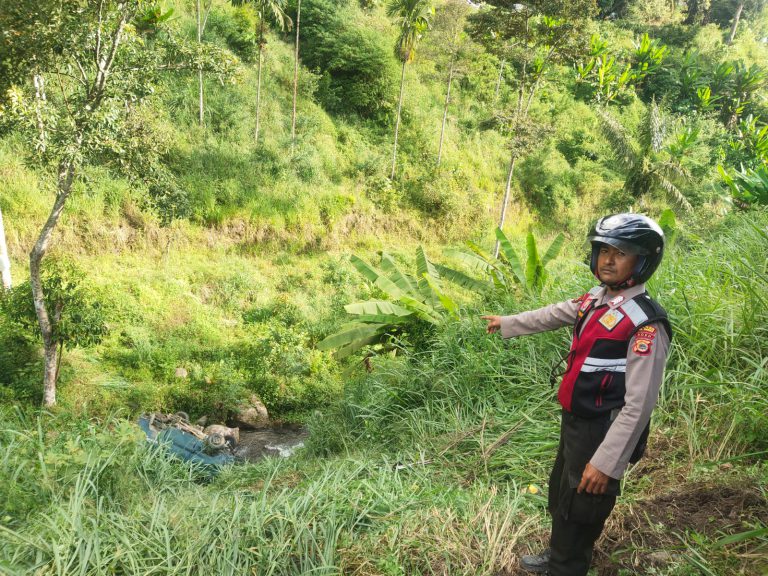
[577,463,610,495]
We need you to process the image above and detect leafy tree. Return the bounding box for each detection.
[429,0,471,167]
[723,62,768,128]
[387,0,433,180]
[719,165,768,205]
[0,260,108,389]
[468,0,596,256]
[598,100,695,210]
[724,0,767,44]
[576,33,667,104]
[300,0,397,119]
[232,0,291,145]
[684,0,712,24]
[719,115,768,206]
[317,248,463,358]
[0,0,234,406]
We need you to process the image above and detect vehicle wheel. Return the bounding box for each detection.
[174,411,190,423]
[206,432,226,450]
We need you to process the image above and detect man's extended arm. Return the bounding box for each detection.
[497,300,581,339]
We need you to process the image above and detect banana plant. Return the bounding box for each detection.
[440,228,565,295]
[317,247,463,358]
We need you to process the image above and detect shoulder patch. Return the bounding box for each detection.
[636,325,657,338]
[632,337,653,356]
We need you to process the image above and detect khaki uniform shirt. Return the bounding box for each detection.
[499,283,670,479]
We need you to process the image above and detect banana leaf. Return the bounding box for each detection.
[422,273,460,319]
[444,248,492,274]
[334,332,388,359]
[344,300,414,324]
[415,246,443,308]
[374,275,406,300]
[494,228,525,285]
[433,263,487,292]
[541,233,565,266]
[317,322,387,351]
[380,252,419,297]
[398,296,442,325]
[350,255,380,283]
[525,231,543,289]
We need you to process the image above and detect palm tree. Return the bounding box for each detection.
[0,206,11,289]
[387,0,432,180]
[598,100,693,211]
[233,0,291,145]
[196,0,214,126]
[291,0,301,152]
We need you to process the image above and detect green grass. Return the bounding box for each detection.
[3,211,766,575]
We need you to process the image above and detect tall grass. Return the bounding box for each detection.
[1,212,767,575]
[0,407,537,576]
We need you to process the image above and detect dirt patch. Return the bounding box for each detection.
[595,483,768,574]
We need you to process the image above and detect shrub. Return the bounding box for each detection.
[301,0,398,120]
[0,260,109,375]
[206,6,258,62]
[516,147,576,218]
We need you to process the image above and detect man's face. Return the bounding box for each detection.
[597,244,638,286]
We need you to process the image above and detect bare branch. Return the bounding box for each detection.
[202,0,214,32]
[32,70,47,154]
[91,4,131,109]
[96,0,105,67]
[72,56,90,87]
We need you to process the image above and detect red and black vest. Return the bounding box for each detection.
[558,287,672,418]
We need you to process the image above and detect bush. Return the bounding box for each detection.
[301,0,398,120]
[0,259,109,363]
[516,147,576,219]
[206,6,258,62]
[0,319,41,403]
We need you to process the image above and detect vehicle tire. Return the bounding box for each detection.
[206,432,226,450]
[174,411,190,423]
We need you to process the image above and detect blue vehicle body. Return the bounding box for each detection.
[138,416,235,470]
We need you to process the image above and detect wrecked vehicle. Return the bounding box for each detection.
[138,412,238,469]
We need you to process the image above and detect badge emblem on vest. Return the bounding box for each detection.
[599,310,625,330]
[632,338,653,355]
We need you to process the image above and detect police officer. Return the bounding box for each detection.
[482,214,671,576]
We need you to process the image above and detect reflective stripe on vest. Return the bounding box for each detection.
[558,292,650,416]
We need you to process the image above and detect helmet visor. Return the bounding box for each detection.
[588,235,650,256]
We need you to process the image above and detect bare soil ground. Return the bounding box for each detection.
[595,483,768,575]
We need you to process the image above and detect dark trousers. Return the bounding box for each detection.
[547,411,620,576]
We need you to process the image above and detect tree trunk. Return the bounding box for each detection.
[291,0,301,153]
[33,72,47,152]
[437,57,455,167]
[493,153,517,258]
[727,2,744,45]
[391,59,407,180]
[255,17,265,145]
[197,0,204,126]
[30,158,76,407]
[684,0,699,24]
[494,58,505,101]
[0,205,11,290]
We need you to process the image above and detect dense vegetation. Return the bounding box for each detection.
[1,0,767,574]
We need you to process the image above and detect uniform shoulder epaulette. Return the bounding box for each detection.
[620,293,672,340]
